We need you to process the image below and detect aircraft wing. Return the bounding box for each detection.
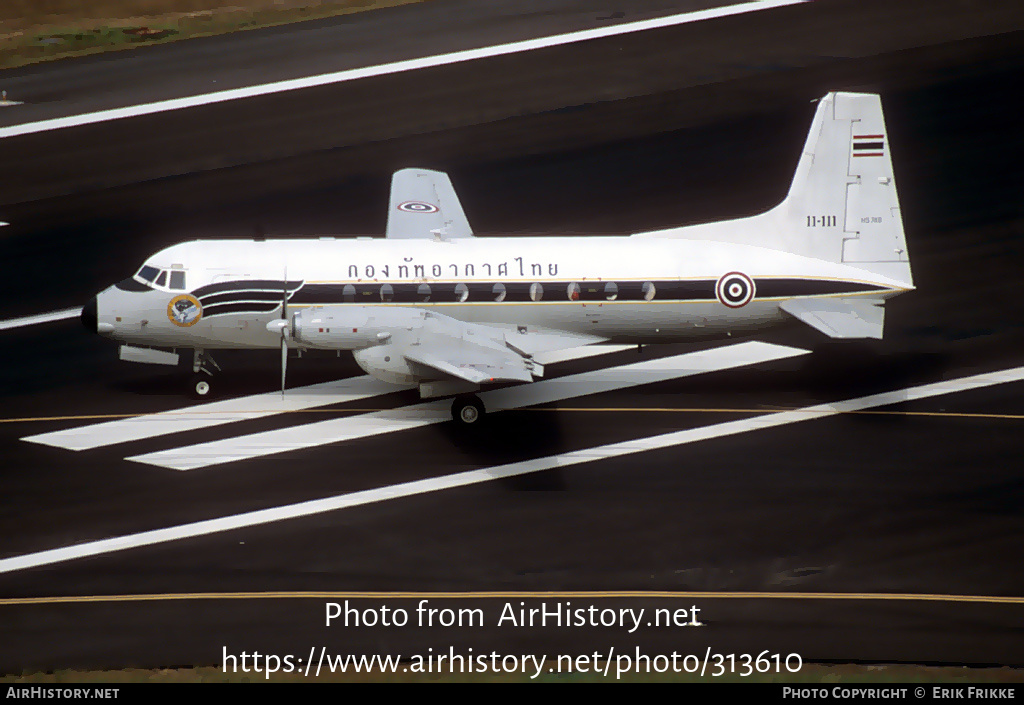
[385,168,474,240]
[400,312,541,383]
[403,343,535,385]
[501,327,608,359]
[780,297,885,339]
[404,323,614,383]
[293,306,620,389]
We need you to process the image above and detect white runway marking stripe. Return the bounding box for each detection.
[0,0,805,139]
[21,376,404,451]
[127,341,809,470]
[3,363,1023,575]
[0,308,81,331]
[21,344,628,451]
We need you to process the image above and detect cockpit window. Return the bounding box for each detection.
[138,265,159,282]
[154,270,167,287]
[169,271,186,290]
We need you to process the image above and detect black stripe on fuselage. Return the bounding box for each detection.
[755,279,887,298]
[193,278,891,318]
[197,290,289,307]
[283,278,888,305]
[191,280,304,298]
[286,281,687,304]
[201,301,282,317]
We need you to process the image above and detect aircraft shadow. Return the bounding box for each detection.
[437,409,568,491]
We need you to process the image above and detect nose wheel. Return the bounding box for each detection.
[452,395,485,426]
[190,374,214,399]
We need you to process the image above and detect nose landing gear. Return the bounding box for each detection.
[189,349,221,399]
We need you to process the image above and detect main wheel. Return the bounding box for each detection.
[452,395,485,425]
[190,374,214,399]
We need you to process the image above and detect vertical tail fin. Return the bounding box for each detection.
[779,92,913,286]
[635,92,913,288]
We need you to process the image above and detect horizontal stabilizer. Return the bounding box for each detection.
[385,168,474,240]
[779,298,885,339]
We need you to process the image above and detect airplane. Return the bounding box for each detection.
[81,91,913,425]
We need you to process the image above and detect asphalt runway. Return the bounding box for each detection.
[0,0,1023,677]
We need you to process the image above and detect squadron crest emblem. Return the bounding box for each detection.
[167,294,203,327]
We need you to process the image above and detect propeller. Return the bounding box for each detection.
[280,270,289,396]
[266,269,290,396]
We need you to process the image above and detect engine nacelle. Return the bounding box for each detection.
[292,306,425,350]
[293,305,516,387]
[351,345,421,385]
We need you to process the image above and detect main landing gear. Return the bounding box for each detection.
[189,349,221,399]
[451,394,485,426]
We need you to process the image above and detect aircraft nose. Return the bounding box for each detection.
[81,296,97,333]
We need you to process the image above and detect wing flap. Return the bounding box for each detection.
[780,297,885,339]
[403,345,534,384]
[503,327,608,358]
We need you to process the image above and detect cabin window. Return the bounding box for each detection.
[530,283,544,302]
[604,282,618,301]
[567,282,581,301]
[380,283,394,302]
[154,270,167,287]
[169,271,186,290]
[343,284,356,303]
[454,283,469,303]
[492,283,506,302]
[417,283,431,302]
[642,281,656,301]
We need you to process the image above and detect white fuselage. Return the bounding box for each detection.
[92,235,905,350]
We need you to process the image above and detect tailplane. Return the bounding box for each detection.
[385,168,474,241]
